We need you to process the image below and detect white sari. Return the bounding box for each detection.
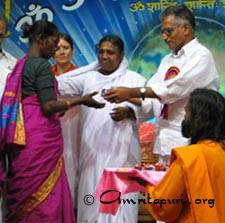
[57,58,146,223]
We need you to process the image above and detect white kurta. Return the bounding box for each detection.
[140,38,219,159]
[0,50,17,223]
[57,58,146,223]
[0,51,17,99]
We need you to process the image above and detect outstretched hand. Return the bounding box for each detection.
[102,87,132,103]
[82,92,105,109]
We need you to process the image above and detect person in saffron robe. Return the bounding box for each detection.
[52,32,80,216]
[133,88,225,223]
[0,20,104,223]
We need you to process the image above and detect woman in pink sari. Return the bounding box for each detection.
[0,20,104,223]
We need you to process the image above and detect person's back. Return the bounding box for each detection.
[203,143,225,222]
[173,140,225,222]
[197,141,225,221]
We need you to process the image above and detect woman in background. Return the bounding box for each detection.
[52,32,77,75]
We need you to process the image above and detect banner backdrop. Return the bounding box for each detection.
[1,0,225,95]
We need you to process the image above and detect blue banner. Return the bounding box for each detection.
[2,0,225,95]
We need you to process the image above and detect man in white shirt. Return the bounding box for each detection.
[103,5,219,165]
[0,13,17,222]
[0,13,17,99]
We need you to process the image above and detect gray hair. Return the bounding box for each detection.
[161,5,195,32]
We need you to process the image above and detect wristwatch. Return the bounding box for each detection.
[140,87,146,100]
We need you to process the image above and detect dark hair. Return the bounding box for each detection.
[188,88,225,145]
[161,5,195,31]
[59,32,74,50]
[22,20,59,43]
[97,34,124,53]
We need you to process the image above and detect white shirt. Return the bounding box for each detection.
[142,38,219,156]
[0,50,17,99]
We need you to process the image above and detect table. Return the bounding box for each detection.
[96,167,166,215]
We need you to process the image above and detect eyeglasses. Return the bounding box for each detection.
[161,24,184,36]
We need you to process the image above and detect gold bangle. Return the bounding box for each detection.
[65,100,72,109]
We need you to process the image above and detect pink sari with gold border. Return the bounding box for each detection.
[0,57,75,223]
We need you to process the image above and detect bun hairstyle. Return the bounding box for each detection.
[22,20,59,44]
[22,24,32,38]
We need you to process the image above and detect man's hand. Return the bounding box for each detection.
[128,98,142,106]
[82,92,105,108]
[103,87,132,103]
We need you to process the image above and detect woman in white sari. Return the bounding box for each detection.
[57,35,146,223]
